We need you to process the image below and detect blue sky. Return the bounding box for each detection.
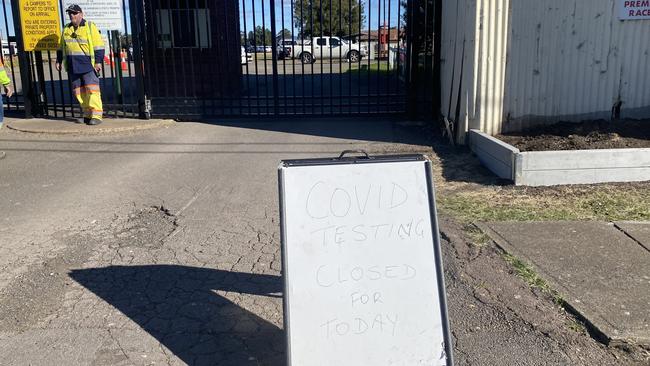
[240,0,404,35]
[1,0,403,39]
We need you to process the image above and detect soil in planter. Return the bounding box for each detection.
[496,119,650,152]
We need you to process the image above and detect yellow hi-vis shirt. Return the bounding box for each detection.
[0,60,10,86]
[57,19,105,74]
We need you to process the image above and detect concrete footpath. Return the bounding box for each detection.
[5,117,174,134]
[477,221,650,347]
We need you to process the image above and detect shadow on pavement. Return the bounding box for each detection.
[69,265,284,366]
[201,117,433,146]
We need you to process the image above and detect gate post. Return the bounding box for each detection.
[10,0,34,118]
[129,0,150,119]
[405,0,418,118]
[269,0,280,115]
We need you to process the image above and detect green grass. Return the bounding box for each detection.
[344,62,394,76]
[502,254,554,293]
[437,186,650,223]
[464,224,492,247]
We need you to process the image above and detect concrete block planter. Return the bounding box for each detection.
[469,129,650,186]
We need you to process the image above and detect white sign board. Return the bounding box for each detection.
[279,154,453,366]
[63,0,124,31]
[618,0,650,20]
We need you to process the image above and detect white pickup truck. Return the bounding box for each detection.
[291,36,367,64]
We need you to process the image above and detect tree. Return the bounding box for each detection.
[247,26,273,46]
[293,0,365,38]
[277,28,293,40]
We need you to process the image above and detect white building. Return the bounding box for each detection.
[441,0,650,143]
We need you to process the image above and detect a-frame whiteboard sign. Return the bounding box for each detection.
[278,153,453,366]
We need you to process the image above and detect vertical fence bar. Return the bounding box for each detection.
[279,0,287,114]
[174,0,187,102]
[164,0,177,108]
[375,0,381,113]
[300,0,305,114]
[260,0,269,114]
[251,0,262,115]
[108,31,118,117]
[144,0,158,116]
[319,0,323,115]
[2,0,18,110]
[46,50,57,117]
[193,0,206,115]
[11,0,33,117]
[357,0,361,114]
[338,0,342,114]
[131,0,150,118]
[405,0,416,117]
[309,0,314,114]
[290,0,296,115]
[422,0,429,115]
[433,0,441,118]
[386,0,391,113]
[269,0,279,115]
[122,0,135,116]
[223,0,235,115]
[348,0,352,113]
[241,0,251,115]
[366,0,371,113]
[395,0,401,111]
[34,51,47,116]
[328,0,332,115]
[213,0,224,115]
[185,0,196,110]
[60,0,77,118]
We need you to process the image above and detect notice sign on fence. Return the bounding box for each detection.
[19,0,61,51]
[618,0,650,19]
[278,154,453,366]
[63,0,124,31]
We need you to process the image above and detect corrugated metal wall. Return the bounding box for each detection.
[441,0,650,141]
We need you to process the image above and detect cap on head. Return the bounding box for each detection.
[65,4,82,13]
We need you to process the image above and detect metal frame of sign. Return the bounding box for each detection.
[278,153,455,366]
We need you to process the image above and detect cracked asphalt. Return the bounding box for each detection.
[0,119,645,365]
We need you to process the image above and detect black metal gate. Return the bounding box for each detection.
[4,0,146,119]
[3,0,438,119]
[138,0,438,118]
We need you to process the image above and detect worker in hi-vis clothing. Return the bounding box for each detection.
[56,4,105,125]
[0,50,14,160]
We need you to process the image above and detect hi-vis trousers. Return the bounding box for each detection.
[71,71,103,120]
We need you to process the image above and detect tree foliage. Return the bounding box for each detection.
[247,26,273,46]
[293,0,365,38]
[278,28,293,40]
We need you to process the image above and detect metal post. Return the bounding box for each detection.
[405,0,417,118]
[10,0,34,117]
[432,0,442,119]
[34,51,47,115]
[269,0,280,115]
[111,30,123,104]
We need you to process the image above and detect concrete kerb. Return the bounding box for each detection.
[4,117,175,135]
[474,221,650,348]
[473,222,614,345]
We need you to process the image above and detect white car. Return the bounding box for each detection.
[292,37,366,64]
[241,47,252,65]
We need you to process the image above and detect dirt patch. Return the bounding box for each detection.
[496,120,650,152]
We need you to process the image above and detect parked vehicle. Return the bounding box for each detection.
[291,36,366,64]
[278,39,297,58]
[241,47,252,65]
[276,45,290,59]
[254,45,272,53]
